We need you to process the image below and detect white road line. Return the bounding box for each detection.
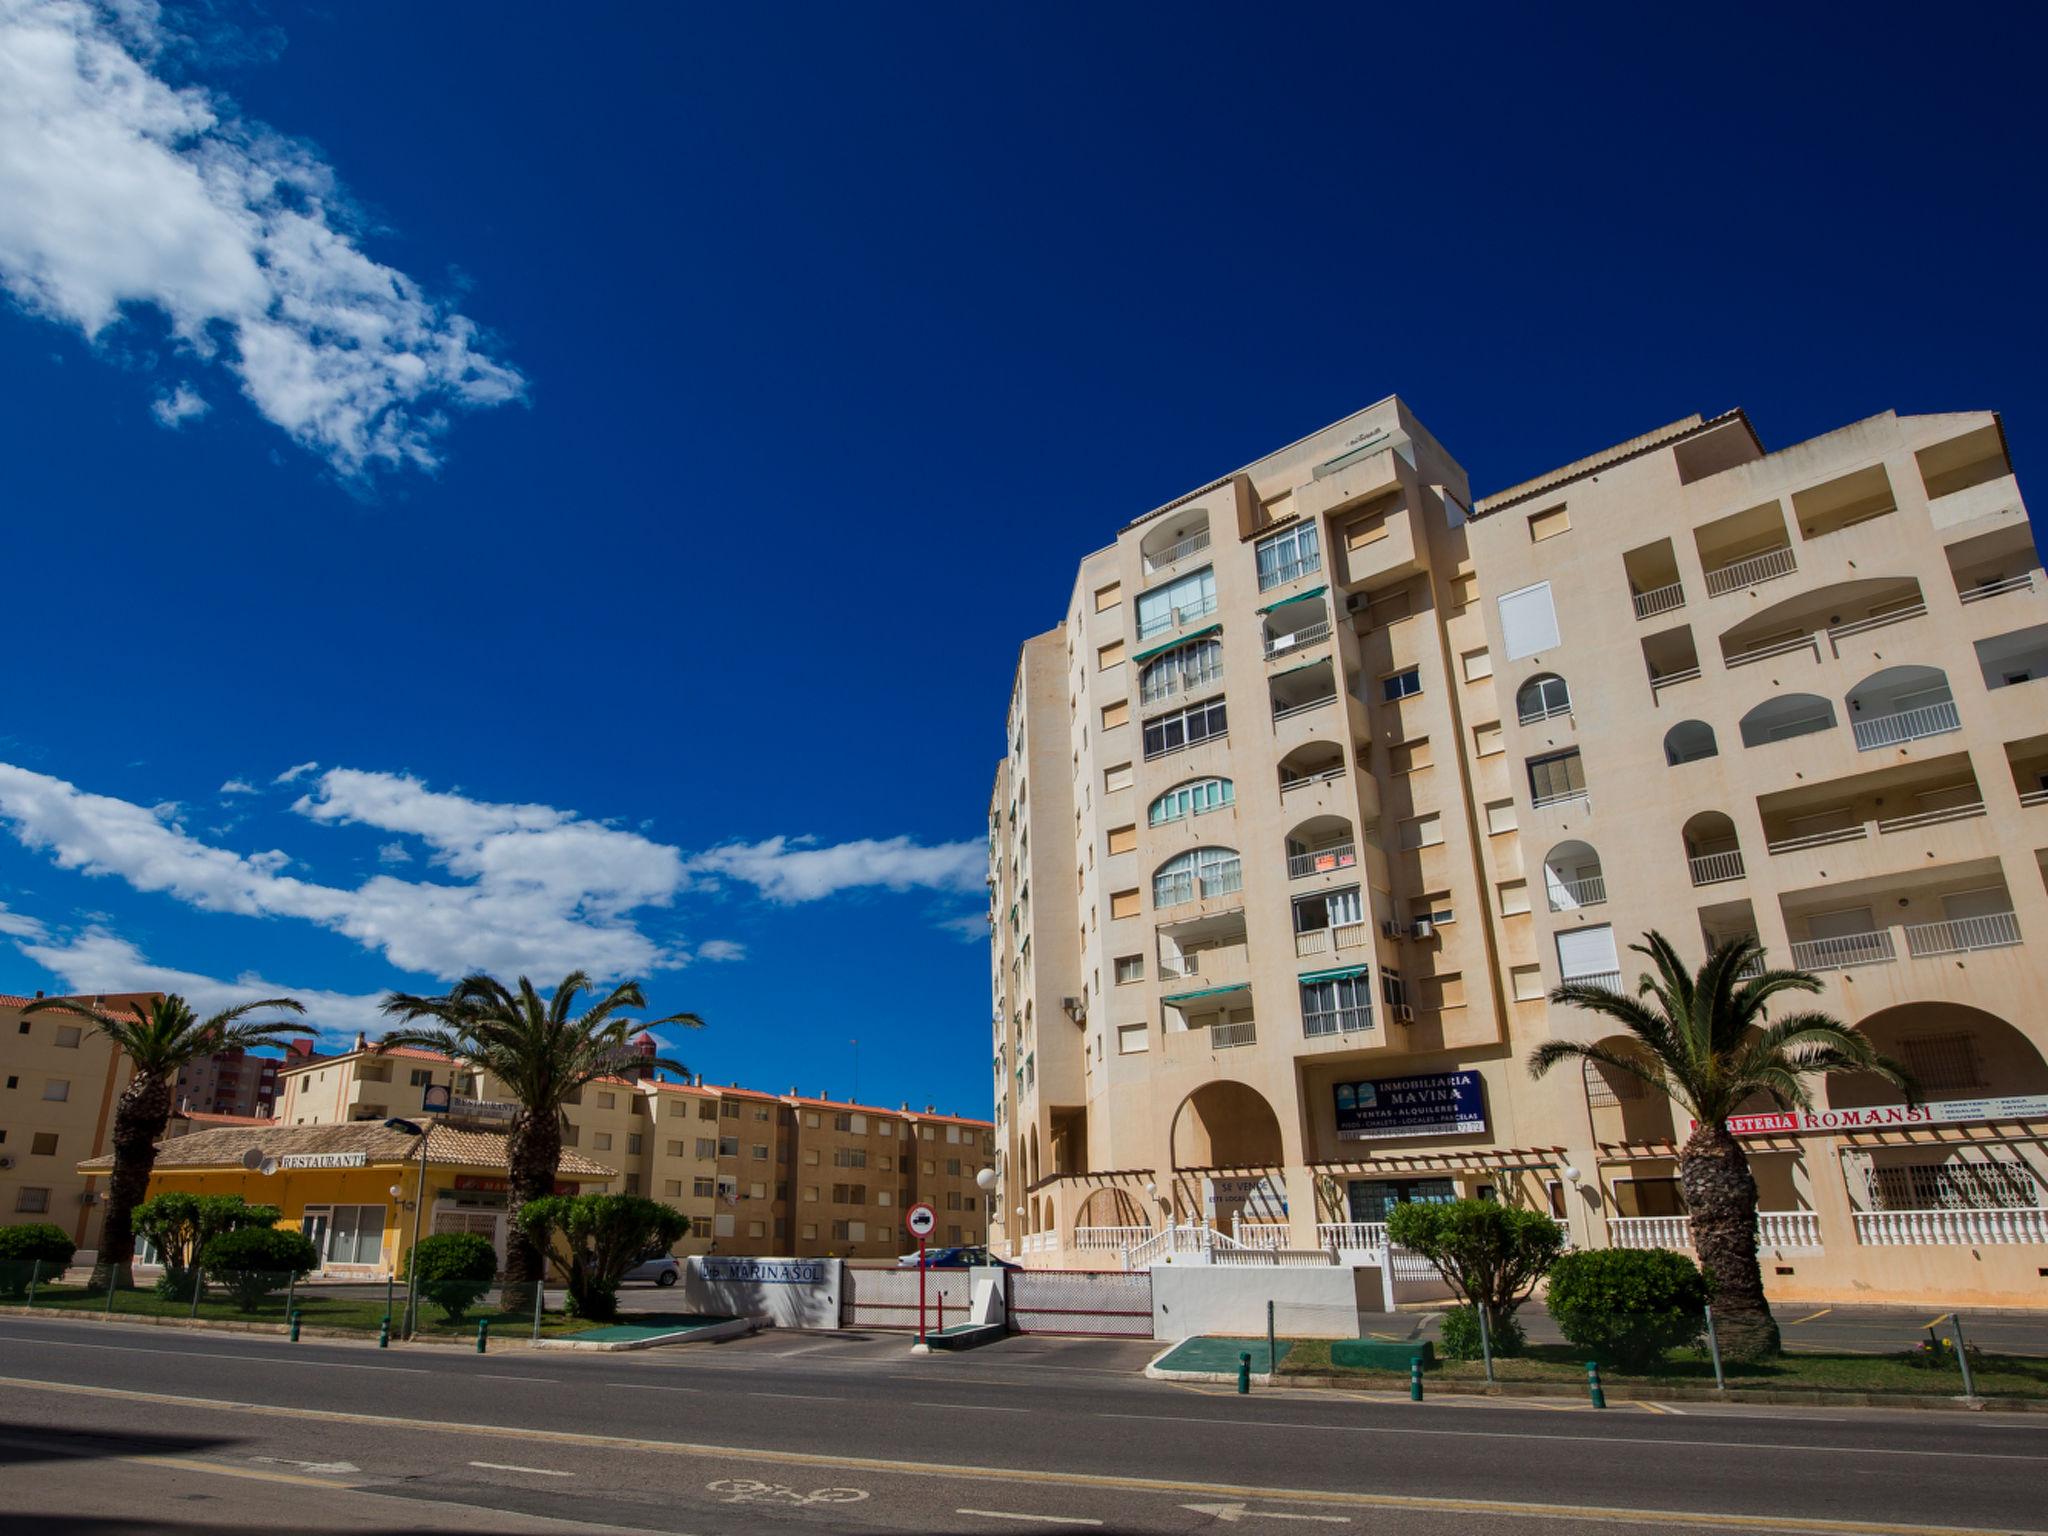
[473,1375,557,1384]
[956,1511,1103,1527]
[0,1337,429,1373]
[908,1402,1028,1413]
[469,1460,576,1478]
[1092,1412,2048,1462]
[745,1391,845,1402]
[613,1382,699,1393]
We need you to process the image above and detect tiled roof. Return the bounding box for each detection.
[78,1119,614,1179]
[178,1111,278,1126]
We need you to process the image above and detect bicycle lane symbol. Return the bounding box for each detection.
[706,1478,870,1507]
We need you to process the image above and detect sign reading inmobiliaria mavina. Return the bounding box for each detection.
[1714,1094,2048,1136]
[1335,1070,1486,1140]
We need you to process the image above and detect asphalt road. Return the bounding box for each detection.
[3,1313,2045,1536]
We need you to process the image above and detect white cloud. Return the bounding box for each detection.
[218,777,257,795]
[18,926,386,1043]
[375,841,411,865]
[0,901,47,940]
[693,938,746,963]
[150,383,208,428]
[274,761,319,784]
[0,0,523,475]
[692,835,984,904]
[934,911,990,943]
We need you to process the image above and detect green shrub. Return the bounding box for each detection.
[407,1232,500,1322]
[0,1224,76,1297]
[1439,1304,1525,1360]
[515,1194,687,1322]
[1545,1247,1709,1370]
[1386,1199,1562,1347]
[135,1194,281,1300]
[198,1226,318,1311]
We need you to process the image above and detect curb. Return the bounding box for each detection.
[537,1316,758,1352]
[0,1304,583,1351]
[1264,1371,2048,1412]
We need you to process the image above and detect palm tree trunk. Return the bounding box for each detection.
[1679,1121,1779,1360]
[97,1073,173,1291]
[502,1109,563,1310]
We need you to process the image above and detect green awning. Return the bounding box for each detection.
[1256,584,1328,614]
[1297,963,1369,984]
[1270,655,1333,679]
[1131,623,1222,664]
[1161,982,1251,1006]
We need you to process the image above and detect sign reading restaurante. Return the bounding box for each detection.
[1335,1070,1486,1140]
[278,1152,369,1169]
[1718,1095,2048,1137]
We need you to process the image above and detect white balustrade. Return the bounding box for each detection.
[1231,1221,1292,1250]
[1609,1216,1696,1250]
[1855,1207,2048,1246]
[1302,1005,1372,1038]
[1265,619,1333,659]
[1650,665,1702,691]
[1563,970,1624,993]
[1273,693,1340,723]
[1766,823,1868,855]
[1073,1225,1153,1251]
[1789,929,1896,971]
[1852,698,1961,751]
[1209,1019,1257,1050]
[1902,910,2021,957]
[1827,601,1926,643]
[1725,632,1820,668]
[1280,767,1345,794]
[1704,544,1797,596]
[1143,529,1211,573]
[1958,571,2035,603]
[1546,873,1608,910]
[1876,801,1985,834]
[1286,843,1357,879]
[1316,1222,1387,1253]
[1632,581,1685,619]
[1688,849,1746,885]
[1531,786,1591,811]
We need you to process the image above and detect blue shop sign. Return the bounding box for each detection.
[1334,1070,1486,1140]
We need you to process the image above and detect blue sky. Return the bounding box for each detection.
[1,3,2043,1116]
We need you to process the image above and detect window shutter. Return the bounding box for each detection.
[1555,925,1619,979]
[1498,582,1561,660]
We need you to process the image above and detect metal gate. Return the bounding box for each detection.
[840,1264,972,1331]
[1005,1268,1153,1337]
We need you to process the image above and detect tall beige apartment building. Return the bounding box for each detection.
[989,397,2048,1306]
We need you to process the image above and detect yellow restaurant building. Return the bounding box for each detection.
[79,1120,615,1278]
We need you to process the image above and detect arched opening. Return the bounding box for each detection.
[1278,741,1345,792]
[1284,814,1356,879]
[1543,839,1606,911]
[1664,720,1718,766]
[1139,633,1223,705]
[1170,1080,1284,1170]
[1716,575,1923,667]
[1140,509,1211,575]
[1148,775,1234,827]
[1845,664,1957,751]
[1026,1124,1040,1194]
[1682,811,1744,886]
[1152,845,1242,908]
[1076,1186,1149,1232]
[1516,673,1572,725]
[1739,693,1836,749]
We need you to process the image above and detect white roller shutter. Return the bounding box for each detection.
[1555,924,1619,980]
[1498,582,1561,660]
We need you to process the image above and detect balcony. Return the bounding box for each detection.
[1271,659,1339,724]
[1265,617,1332,660]
[1961,572,2037,604]
[1855,1207,2048,1246]
[1789,929,1896,972]
[1704,544,1797,597]
[1135,595,1219,642]
[1210,1019,1258,1050]
[1853,698,1961,752]
[1562,970,1624,993]
[1688,850,1745,885]
[1141,527,1211,575]
[1154,864,1243,908]
[1302,1003,1372,1038]
[1632,581,1685,620]
[1902,910,2022,958]
[1287,842,1357,880]
[1531,786,1590,812]
[1294,920,1369,959]
[1766,799,1986,858]
[1546,874,1607,911]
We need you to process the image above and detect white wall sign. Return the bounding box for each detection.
[1719,1096,2048,1137]
[278,1152,368,1169]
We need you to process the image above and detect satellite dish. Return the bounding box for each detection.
[241,1147,264,1172]
[260,1157,280,1177]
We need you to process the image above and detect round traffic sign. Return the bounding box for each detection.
[905,1202,938,1239]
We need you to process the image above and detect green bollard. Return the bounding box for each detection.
[477,1317,490,1354]
[378,1316,389,1349]
[1410,1356,1424,1401]
[1237,1351,1250,1395]
[1585,1360,1607,1409]
[289,1309,302,1343]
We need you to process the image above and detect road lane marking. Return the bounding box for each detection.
[614,1382,699,1392]
[909,1401,1028,1413]
[745,1390,844,1401]
[0,1336,429,1372]
[251,1456,360,1474]
[958,1512,1103,1527]
[474,1375,557,1384]
[1789,1309,1834,1324]
[0,1376,2033,1536]
[1183,1503,1349,1524]
[1923,1313,1953,1329]
[471,1460,576,1477]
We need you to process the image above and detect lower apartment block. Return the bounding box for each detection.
[987,395,2048,1307]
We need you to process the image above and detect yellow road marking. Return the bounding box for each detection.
[1923,1313,1953,1330]
[1,1374,2038,1536]
[1789,1309,1833,1325]
[1636,1402,1671,1416]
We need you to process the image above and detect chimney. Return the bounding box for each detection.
[925,1104,935,1114]
[32,989,42,999]
[354,1031,368,1051]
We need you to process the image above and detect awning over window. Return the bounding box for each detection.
[1131,623,1222,665]
[1297,963,1370,984]
[1161,982,1251,1006]
[1256,584,1328,615]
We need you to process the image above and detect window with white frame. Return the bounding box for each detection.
[307,1204,385,1266]
[1142,696,1227,761]
[1301,973,1372,1036]
[1135,566,1217,638]
[1152,846,1242,907]
[1255,523,1321,590]
[1147,776,1234,825]
[1139,635,1223,703]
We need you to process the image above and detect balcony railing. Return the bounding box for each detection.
[1531,786,1590,811]
[1827,600,1927,644]
[1609,1212,1822,1251]
[1725,632,1820,669]
[1769,800,1988,856]
[1632,581,1685,620]
[1280,766,1345,794]
[1688,849,1745,885]
[1074,1225,1153,1251]
[1518,698,1573,726]
[1959,571,2036,603]
[1767,823,1867,855]
[1273,693,1339,724]
[1876,800,1986,834]
[1142,529,1211,574]
[1294,920,1369,958]
[1704,544,1797,597]
[1852,698,1961,752]
[1649,665,1701,692]
[2023,788,2048,809]
[1257,555,1322,591]
[1902,910,2021,958]
[1154,865,1244,909]
[1139,658,1223,705]
[1562,970,1624,993]
[1855,1207,2048,1246]
[1136,595,1219,640]
[1302,1004,1372,1038]
[1789,929,1896,972]
[1546,874,1608,910]
[1210,1019,1257,1050]
[1287,843,1357,879]
[1264,619,1333,659]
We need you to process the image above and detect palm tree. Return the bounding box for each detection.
[1530,932,1910,1360]
[377,972,701,1298]
[24,993,307,1289]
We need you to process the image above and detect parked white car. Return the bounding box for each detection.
[623,1253,680,1287]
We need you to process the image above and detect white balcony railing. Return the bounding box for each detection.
[1258,555,1321,591]
[2022,788,2048,809]
[1688,849,1746,885]
[1767,824,1868,855]
[1789,929,1896,972]
[1704,544,1797,597]
[1852,698,1961,752]
[1562,970,1624,993]
[1265,619,1333,659]
[1531,786,1591,811]
[1855,1208,2048,1246]
[1280,766,1345,795]
[1959,571,2036,603]
[1154,864,1244,907]
[1294,920,1369,958]
[1210,1019,1257,1050]
[1902,910,2021,958]
[1142,529,1211,574]
[1519,699,1573,726]
[1317,1222,1387,1252]
[1231,1221,1292,1250]
[1074,1225,1153,1251]
[1609,1212,1822,1252]
[1273,693,1340,724]
[1287,843,1357,880]
[1136,595,1219,640]
[1725,632,1820,668]
[1876,801,1986,834]
[1546,873,1608,910]
[1632,581,1685,620]
[1649,665,1701,692]
[1302,1005,1372,1038]
[1827,601,1927,644]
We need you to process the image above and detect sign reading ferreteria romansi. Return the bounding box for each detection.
[1714,1095,2048,1137]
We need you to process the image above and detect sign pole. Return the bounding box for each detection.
[918,1234,928,1346]
[903,1201,938,1353]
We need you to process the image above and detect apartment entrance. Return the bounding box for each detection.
[1346,1177,1454,1222]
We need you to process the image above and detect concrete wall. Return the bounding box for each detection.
[682,1256,842,1328]
[1149,1262,1382,1341]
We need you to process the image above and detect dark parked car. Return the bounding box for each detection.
[895,1245,1018,1270]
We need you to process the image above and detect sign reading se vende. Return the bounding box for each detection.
[1713,1094,2048,1137]
[905,1202,937,1239]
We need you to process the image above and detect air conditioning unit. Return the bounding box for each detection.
[1062,996,1087,1024]
[1412,919,1435,940]
[1388,1003,1415,1025]
[1345,592,1365,613]
[1381,920,1410,938]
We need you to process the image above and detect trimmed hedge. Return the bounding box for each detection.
[198,1226,319,1311]
[1545,1246,1709,1370]
[407,1232,500,1322]
[0,1224,76,1296]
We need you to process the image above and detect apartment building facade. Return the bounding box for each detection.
[988,396,2048,1306]
[276,1043,994,1265]
[173,1037,318,1119]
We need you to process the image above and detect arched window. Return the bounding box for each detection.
[1516,673,1571,725]
[1149,777,1235,826]
[1140,636,1223,704]
[1152,846,1242,908]
[1663,720,1717,766]
[1738,694,1836,748]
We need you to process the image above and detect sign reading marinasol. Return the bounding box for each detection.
[278,1152,368,1169]
[1716,1094,2048,1138]
[699,1257,829,1286]
[1334,1070,1486,1141]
